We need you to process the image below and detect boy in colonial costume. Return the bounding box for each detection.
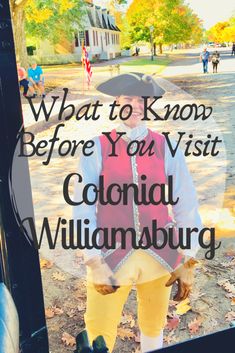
[73,73,201,352]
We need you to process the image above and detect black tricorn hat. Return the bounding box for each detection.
[96,72,165,97]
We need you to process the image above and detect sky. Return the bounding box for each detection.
[94,0,235,29]
[186,0,235,29]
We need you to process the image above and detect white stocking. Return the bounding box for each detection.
[140,330,163,353]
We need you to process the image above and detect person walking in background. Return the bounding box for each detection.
[200,47,210,73]
[211,50,220,73]
[17,62,31,97]
[28,61,46,98]
[231,43,235,56]
[135,46,140,56]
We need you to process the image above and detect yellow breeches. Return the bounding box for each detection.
[85,250,172,352]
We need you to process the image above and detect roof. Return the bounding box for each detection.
[86,2,120,31]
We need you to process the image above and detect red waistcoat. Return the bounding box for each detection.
[97,129,182,273]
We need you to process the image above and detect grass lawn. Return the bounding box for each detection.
[120,57,172,75]
[42,63,80,72]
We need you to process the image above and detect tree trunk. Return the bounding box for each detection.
[11,3,28,67]
[159,43,163,54]
[153,43,157,56]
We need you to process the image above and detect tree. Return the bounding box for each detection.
[206,22,230,43]
[10,0,85,66]
[107,1,132,49]
[207,18,235,43]
[189,15,204,45]
[116,14,132,50]
[10,0,29,66]
[25,0,85,44]
[223,17,235,42]
[126,0,203,53]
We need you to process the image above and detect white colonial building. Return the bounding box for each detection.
[74,1,121,60]
[28,0,121,64]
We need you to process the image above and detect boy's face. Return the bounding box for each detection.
[117,96,145,128]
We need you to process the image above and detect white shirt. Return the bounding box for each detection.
[73,123,202,260]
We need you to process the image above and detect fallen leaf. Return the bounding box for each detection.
[117,327,135,341]
[175,298,191,315]
[225,311,235,322]
[45,308,55,319]
[217,279,228,286]
[77,301,86,312]
[169,300,178,308]
[40,259,54,269]
[164,331,177,345]
[217,280,235,295]
[66,309,76,318]
[52,272,66,281]
[188,317,202,334]
[40,259,48,269]
[61,332,76,347]
[52,306,64,315]
[45,306,64,319]
[224,282,235,295]
[231,298,235,306]
[166,316,180,331]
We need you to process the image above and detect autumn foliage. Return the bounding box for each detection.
[10,0,85,65]
[126,0,203,51]
[207,18,235,43]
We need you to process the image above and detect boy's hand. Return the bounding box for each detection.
[165,258,198,301]
[85,256,120,295]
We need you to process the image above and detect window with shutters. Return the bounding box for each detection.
[79,31,85,46]
[74,34,79,47]
[85,31,90,46]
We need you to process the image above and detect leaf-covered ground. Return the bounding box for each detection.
[41,238,235,353]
